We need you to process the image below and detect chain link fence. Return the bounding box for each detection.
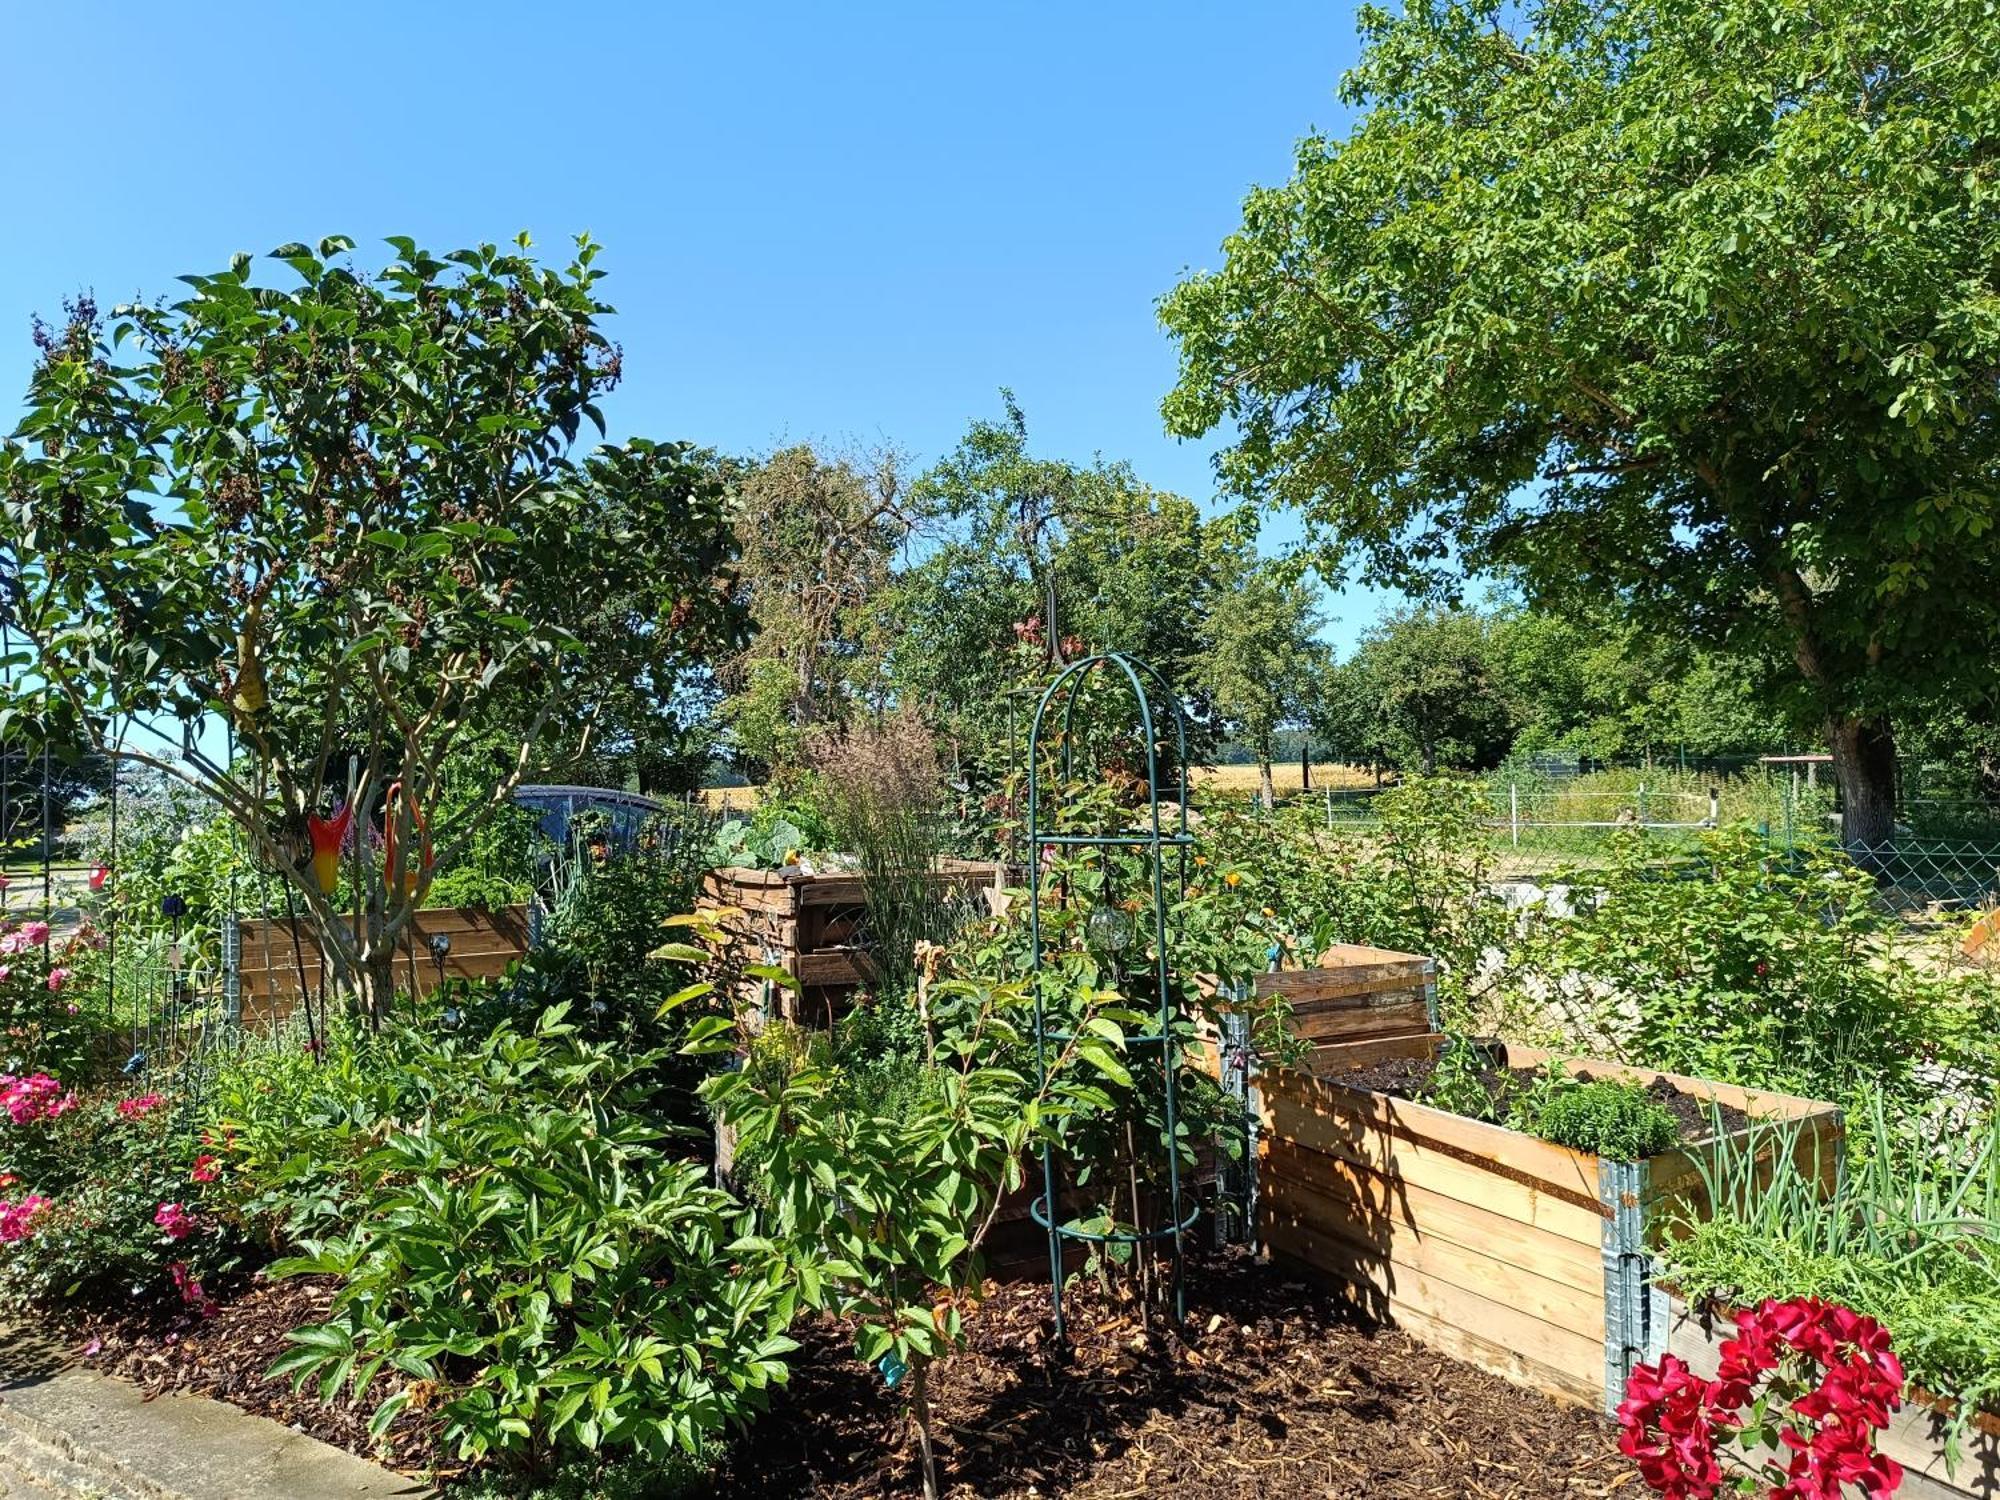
[1222,775,2000,921]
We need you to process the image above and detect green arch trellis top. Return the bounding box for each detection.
[1026,651,1198,1335]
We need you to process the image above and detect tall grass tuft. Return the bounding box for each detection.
[806,710,972,1001]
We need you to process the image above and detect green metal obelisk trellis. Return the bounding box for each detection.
[1026,652,1199,1336]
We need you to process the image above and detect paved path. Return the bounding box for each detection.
[0,1329,423,1500]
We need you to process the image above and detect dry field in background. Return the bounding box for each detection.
[699,761,1378,811]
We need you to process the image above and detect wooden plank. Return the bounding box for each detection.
[1260,963,1431,1003]
[1262,1056,1607,1208]
[1261,1138,1605,1296]
[1288,991,1432,1043]
[1260,1094,1607,1243]
[1259,1159,1604,1331]
[1264,1220,1605,1406]
[1314,941,1434,971]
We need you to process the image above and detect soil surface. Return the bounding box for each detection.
[1335,1051,1753,1144]
[72,1253,1634,1497]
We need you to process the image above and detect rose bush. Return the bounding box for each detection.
[0,915,110,1080]
[0,1072,236,1315]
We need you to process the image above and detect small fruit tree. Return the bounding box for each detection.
[0,236,739,1016]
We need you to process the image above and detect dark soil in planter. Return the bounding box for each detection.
[66,1252,1630,1496]
[1336,1051,1754,1145]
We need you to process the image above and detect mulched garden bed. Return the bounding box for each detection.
[1337,1051,1754,1142]
[69,1252,1633,1496]
[717,1251,1628,1497]
[75,1271,444,1479]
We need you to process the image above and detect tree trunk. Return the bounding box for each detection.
[356,944,399,1029]
[1826,715,1898,850]
[1300,741,1312,792]
[1257,757,1275,811]
[912,1360,939,1500]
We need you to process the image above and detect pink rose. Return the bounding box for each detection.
[0,1196,51,1244]
[116,1093,165,1120]
[46,967,72,994]
[153,1202,196,1240]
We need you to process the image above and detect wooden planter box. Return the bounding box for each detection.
[236,903,530,1017]
[1667,1294,2000,1499]
[699,860,1004,1024]
[1254,1031,1842,1414]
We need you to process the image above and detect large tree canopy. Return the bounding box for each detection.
[0,235,740,1009]
[1161,0,2000,843]
[893,397,1250,772]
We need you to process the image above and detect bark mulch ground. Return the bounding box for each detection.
[712,1251,1631,1498]
[70,1252,1634,1497]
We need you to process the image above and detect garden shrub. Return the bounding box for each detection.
[1510,825,2000,1113]
[1194,776,1510,1024]
[269,1005,796,1467]
[0,913,111,1080]
[0,1075,236,1316]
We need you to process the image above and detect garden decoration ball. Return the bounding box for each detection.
[307,804,354,895]
[1085,902,1136,955]
[158,894,187,920]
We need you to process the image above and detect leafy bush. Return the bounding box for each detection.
[1510,825,2000,1111]
[1195,776,1509,1024]
[204,1021,384,1247]
[269,1007,795,1468]
[0,914,110,1079]
[0,1078,236,1315]
[1522,1078,1679,1160]
[678,901,1146,1500]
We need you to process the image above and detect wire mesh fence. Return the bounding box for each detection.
[1216,775,2000,921]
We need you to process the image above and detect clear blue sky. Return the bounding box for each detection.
[0,0,1399,651]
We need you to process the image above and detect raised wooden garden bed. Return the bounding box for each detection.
[236,903,529,1017]
[1666,1294,1999,1499]
[698,859,1004,1024]
[1251,942,1436,1050]
[1253,1030,1842,1415]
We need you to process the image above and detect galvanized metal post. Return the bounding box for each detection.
[1510,782,1520,847]
[1599,1158,1667,1417]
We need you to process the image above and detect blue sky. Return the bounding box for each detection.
[1,0,1400,650]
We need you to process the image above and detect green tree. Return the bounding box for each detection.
[1198,559,1327,806]
[1162,0,2000,845]
[894,395,1248,771]
[0,237,740,1015]
[1340,607,1515,774]
[721,442,916,778]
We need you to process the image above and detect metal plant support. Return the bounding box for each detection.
[1026,652,1199,1336]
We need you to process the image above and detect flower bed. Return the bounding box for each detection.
[1665,1294,1999,1500]
[1253,1030,1842,1415]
